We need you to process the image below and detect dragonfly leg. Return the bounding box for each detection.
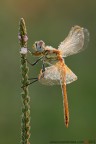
[28,48,33,54]
[28,77,38,80]
[21,78,38,88]
[26,57,42,66]
[42,62,45,72]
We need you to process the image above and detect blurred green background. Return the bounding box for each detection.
[0,0,96,144]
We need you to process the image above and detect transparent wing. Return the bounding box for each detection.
[38,64,77,85]
[58,25,89,57]
[38,65,60,85]
[65,64,77,84]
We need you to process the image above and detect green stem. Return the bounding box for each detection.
[18,18,31,144]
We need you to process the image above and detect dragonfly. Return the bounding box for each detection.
[28,25,89,127]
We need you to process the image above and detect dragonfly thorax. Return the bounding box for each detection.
[43,47,62,65]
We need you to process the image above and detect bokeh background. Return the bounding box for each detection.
[0,0,96,144]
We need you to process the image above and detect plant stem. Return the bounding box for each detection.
[18,18,31,144]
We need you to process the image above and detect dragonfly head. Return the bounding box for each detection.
[32,40,45,53]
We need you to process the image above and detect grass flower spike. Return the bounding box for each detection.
[18,18,31,144]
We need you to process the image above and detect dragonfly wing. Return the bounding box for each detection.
[65,65,77,84]
[58,25,89,57]
[38,64,77,85]
[38,65,60,85]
